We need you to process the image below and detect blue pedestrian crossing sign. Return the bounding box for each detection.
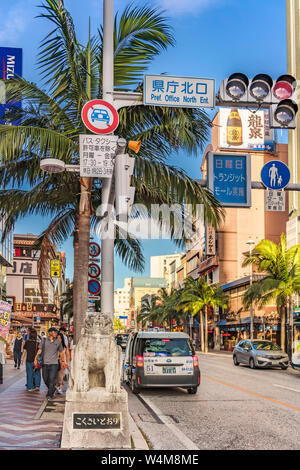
[261,160,290,190]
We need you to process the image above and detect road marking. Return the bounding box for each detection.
[273,384,300,393]
[140,394,199,450]
[202,374,300,412]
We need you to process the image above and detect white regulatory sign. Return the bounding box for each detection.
[144,74,215,108]
[265,190,286,212]
[79,134,118,178]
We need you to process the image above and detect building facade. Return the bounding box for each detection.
[129,277,167,329]
[6,234,61,332]
[150,253,184,290]
[114,277,131,330]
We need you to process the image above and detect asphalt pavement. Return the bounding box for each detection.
[127,352,300,450]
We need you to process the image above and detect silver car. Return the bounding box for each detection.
[233,340,289,370]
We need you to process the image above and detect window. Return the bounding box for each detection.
[141,338,193,357]
[24,279,53,304]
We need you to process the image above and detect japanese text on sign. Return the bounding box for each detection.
[144,74,215,108]
[0,301,12,341]
[79,135,118,178]
[207,153,251,208]
[265,190,286,212]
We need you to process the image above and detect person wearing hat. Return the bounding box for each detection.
[35,327,66,400]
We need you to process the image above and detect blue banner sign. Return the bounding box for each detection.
[207,153,251,207]
[0,47,22,124]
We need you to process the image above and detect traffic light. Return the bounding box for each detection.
[217,73,298,128]
[114,153,135,225]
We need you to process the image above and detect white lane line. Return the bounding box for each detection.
[140,394,199,450]
[273,384,300,393]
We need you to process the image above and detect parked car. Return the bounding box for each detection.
[115,334,129,350]
[123,331,200,394]
[233,339,289,370]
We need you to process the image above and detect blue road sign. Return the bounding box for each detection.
[261,160,290,190]
[88,279,101,295]
[119,316,128,319]
[207,153,251,207]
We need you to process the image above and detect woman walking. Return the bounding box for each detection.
[21,329,41,392]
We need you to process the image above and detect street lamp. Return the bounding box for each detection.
[246,238,255,340]
[40,158,80,173]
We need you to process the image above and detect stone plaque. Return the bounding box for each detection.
[73,413,121,430]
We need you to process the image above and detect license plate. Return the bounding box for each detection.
[162,367,176,374]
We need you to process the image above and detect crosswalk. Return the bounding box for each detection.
[0,378,63,449]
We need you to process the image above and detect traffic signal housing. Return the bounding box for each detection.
[114,153,135,225]
[218,73,298,129]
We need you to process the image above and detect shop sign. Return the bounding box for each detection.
[0,300,12,340]
[14,303,57,314]
[7,260,38,276]
[205,225,216,256]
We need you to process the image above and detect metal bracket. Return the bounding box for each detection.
[111,91,143,110]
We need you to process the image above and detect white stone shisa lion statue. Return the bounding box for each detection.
[69,312,122,394]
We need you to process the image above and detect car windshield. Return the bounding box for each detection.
[142,338,193,357]
[252,341,281,351]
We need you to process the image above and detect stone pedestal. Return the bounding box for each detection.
[61,388,131,449]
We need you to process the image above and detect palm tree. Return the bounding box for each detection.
[0,1,224,341]
[178,276,228,353]
[60,283,73,320]
[137,295,160,328]
[242,234,300,354]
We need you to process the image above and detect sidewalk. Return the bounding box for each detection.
[0,360,148,450]
[0,360,63,449]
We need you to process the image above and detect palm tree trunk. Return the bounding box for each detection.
[204,306,208,353]
[200,311,204,352]
[287,297,293,359]
[72,215,79,344]
[280,305,286,352]
[73,178,92,344]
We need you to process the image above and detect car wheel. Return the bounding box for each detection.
[249,358,256,369]
[233,355,240,366]
[130,379,139,395]
[281,365,288,370]
[187,387,197,394]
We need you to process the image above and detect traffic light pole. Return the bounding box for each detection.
[101,0,115,322]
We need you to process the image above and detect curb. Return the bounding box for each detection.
[129,414,149,450]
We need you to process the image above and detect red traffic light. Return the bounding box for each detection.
[273,74,296,100]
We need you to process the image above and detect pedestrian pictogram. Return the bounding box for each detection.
[81,99,119,134]
[89,242,101,258]
[261,160,290,190]
[88,279,101,295]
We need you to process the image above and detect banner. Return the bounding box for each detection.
[0,47,23,124]
[219,107,274,152]
[0,300,12,341]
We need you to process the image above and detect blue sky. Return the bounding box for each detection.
[0,0,288,288]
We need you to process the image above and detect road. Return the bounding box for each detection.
[127,352,300,450]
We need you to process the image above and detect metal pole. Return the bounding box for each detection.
[250,245,253,340]
[101,0,115,322]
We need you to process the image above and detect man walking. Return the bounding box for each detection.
[13,332,23,369]
[35,327,66,400]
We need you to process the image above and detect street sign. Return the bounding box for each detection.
[89,242,101,258]
[81,99,119,134]
[88,280,101,295]
[144,74,215,108]
[207,153,251,207]
[88,295,100,301]
[79,134,118,178]
[88,263,101,279]
[261,160,290,190]
[50,259,61,278]
[265,190,286,212]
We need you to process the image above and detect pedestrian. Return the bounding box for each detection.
[35,327,66,400]
[13,331,23,369]
[56,332,69,395]
[68,334,73,361]
[40,331,46,341]
[21,328,41,392]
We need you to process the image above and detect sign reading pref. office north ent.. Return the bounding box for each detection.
[207,152,251,208]
[144,74,215,108]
